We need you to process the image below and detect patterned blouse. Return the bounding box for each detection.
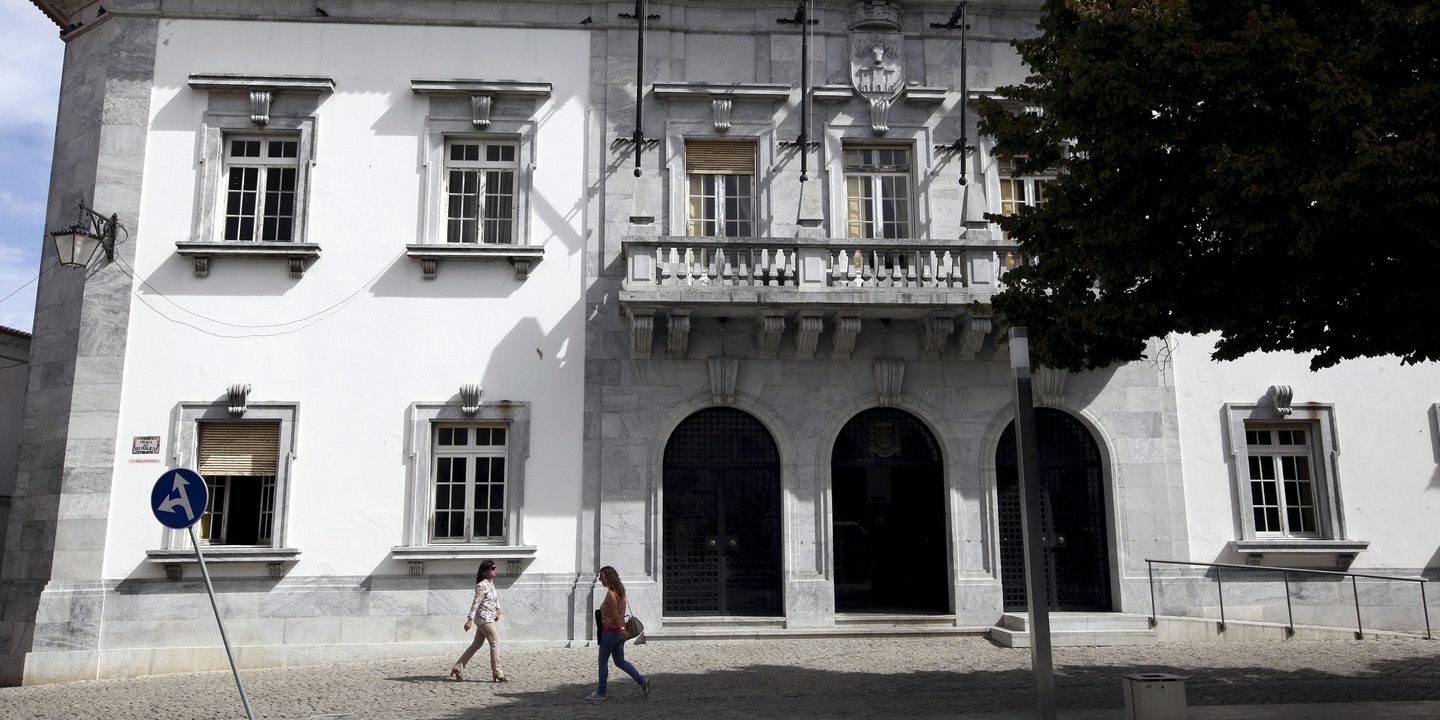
[467,579,500,623]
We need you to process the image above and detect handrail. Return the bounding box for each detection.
[1146,558,1431,641]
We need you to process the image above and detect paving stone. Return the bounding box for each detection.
[0,636,1436,719]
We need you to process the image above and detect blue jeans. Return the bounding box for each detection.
[597,630,645,694]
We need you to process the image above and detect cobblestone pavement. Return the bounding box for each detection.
[1,636,1438,719]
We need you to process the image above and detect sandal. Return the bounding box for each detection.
[493,673,509,683]
[449,669,463,682]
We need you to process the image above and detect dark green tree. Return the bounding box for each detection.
[977,0,1440,371]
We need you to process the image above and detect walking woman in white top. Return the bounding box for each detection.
[449,559,507,682]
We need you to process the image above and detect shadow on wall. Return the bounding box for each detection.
[407,656,1440,719]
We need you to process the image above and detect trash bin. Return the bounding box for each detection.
[1122,673,1187,720]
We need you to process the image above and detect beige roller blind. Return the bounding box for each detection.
[198,422,279,476]
[686,140,756,174]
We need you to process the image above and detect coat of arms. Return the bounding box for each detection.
[850,32,905,133]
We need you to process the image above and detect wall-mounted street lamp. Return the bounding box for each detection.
[50,197,119,268]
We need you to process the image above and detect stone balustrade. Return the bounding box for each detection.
[623,236,1019,297]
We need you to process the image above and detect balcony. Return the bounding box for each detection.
[619,235,1018,359]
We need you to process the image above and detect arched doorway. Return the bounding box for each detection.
[663,407,782,616]
[831,408,948,613]
[996,408,1112,611]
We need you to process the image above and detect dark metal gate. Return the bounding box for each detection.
[831,408,948,613]
[996,408,1112,612]
[663,408,782,616]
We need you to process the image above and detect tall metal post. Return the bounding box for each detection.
[1008,327,1057,720]
[189,525,255,720]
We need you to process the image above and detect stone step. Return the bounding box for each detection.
[647,615,991,641]
[989,612,1159,648]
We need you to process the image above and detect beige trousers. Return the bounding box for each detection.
[451,621,503,677]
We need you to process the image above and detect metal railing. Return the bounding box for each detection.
[1146,559,1431,640]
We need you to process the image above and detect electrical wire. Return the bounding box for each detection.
[109,249,405,338]
[0,257,56,305]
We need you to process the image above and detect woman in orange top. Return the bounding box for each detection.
[585,566,649,700]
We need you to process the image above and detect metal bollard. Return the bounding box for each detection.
[1122,673,1187,720]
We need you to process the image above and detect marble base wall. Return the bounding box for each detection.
[17,572,584,685]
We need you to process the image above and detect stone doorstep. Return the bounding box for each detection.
[647,615,993,641]
[989,612,1161,648]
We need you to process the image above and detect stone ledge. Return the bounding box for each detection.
[1231,539,1371,569]
[146,547,302,580]
[404,243,544,280]
[390,545,538,575]
[175,242,322,278]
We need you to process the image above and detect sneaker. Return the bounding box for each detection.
[585,691,607,701]
[641,678,651,698]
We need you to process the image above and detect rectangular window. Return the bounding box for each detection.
[196,421,280,545]
[1245,425,1321,537]
[432,424,509,542]
[223,137,300,242]
[686,141,755,237]
[844,146,911,239]
[997,156,1053,240]
[445,140,517,244]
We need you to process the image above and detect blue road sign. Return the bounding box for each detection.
[151,468,208,529]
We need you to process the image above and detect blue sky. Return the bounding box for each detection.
[0,1,63,333]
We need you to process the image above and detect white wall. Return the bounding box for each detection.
[104,20,590,579]
[1173,331,1440,570]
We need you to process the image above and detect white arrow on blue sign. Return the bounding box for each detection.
[151,468,209,530]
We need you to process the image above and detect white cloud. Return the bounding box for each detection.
[0,3,64,129]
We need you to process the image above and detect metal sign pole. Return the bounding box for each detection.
[1009,327,1057,720]
[189,521,255,720]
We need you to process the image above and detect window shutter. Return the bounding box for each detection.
[198,422,280,476]
[686,141,756,175]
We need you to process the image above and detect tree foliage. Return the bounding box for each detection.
[977,0,1440,371]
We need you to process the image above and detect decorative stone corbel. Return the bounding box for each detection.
[756,312,786,359]
[666,311,691,358]
[418,258,438,280]
[227,383,251,417]
[511,256,536,281]
[795,314,824,360]
[1268,385,1294,416]
[628,309,655,358]
[711,97,733,132]
[868,96,892,134]
[921,314,955,357]
[709,357,739,406]
[873,357,905,407]
[955,314,992,360]
[1034,367,1067,408]
[192,256,210,278]
[288,257,307,278]
[459,384,483,416]
[249,90,272,125]
[832,312,862,360]
[470,94,493,128]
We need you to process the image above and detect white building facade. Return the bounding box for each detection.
[2,0,1435,686]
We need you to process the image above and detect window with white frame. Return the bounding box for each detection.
[1244,425,1320,537]
[997,155,1053,240]
[432,424,509,542]
[152,401,300,558]
[222,136,301,243]
[444,140,518,244]
[844,146,911,239]
[686,140,755,237]
[185,75,330,255]
[197,421,280,545]
[1221,400,1367,561]
[398,401,532,554]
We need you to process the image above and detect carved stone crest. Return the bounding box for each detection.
[850,32,905,133]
